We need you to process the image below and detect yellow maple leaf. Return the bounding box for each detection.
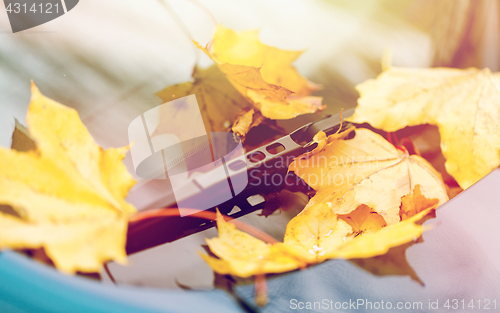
[195,25,324,120]
[348,66,500,189]
[288,128,448,225]
[201,195,436,277]
[0,83,136,274]
[200,211,310,278]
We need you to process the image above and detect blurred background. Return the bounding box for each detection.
[1,0,500,290]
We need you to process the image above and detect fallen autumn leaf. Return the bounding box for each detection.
[0,83,136,274]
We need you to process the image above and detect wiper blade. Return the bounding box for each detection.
[126,109,354,254]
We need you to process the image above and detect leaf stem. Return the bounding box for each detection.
[103,262,116,285]
[254,274,268,306]
[157,0,200,69]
